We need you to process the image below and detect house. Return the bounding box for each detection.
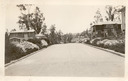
[9,30,35,43]
[117,6,125,32]
[90,21,121,38]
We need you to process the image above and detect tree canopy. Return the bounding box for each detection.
[17,4,45,34]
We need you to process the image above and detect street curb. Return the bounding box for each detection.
[5,47,47,67]
[85,43,125,58]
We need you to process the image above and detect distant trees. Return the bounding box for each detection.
[81,29,91,38]
[48,24,63,44]
[81,30,88,37]
[56,30,63,43]
[66,33,73,43]
[62,33,73,43]
[17,4,45,34]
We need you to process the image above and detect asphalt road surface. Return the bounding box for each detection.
[5,43,124,77]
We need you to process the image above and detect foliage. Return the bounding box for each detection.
[56,30,63,43]
[105,5,121,21]
[48,25,63,44]
[94,9,103,23]
[90,37,102,45]
[80,30,89,37]
[114,43,125,53]
[5,41,39,64]
[41,23,47,35]
[17,4,45,34]
[48,25,57,44]
[27,38,43,48]
[84,37,125,54]
[5,32,39,64]
[16,41,39,52]
[5,43,25,63]
[62,33,73,43]
[49,24,56,34]
[82,29,91,39]
[41,40,48,47]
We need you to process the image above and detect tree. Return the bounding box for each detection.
[75,33,80,38]
[94,9,103,23]
[41,23,47,35]
[17,4,32,30]
[17,4,45,34]
[49,24,56,34]
[49,24,57,44]
[67,33,73,43]
[56,30,63,43]
[82,29,91,39]
[105,5,117,21]
[30,7,45,34]
[62,33,73,43]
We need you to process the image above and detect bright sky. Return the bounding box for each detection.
[5,0,125,33]
[39,5,107,33]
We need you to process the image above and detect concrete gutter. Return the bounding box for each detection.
[5,47,47,67]
[85,43,125,58]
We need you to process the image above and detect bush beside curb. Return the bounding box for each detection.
[85,43,125,57]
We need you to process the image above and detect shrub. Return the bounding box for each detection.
[28,38,43,49]
[26,48,38,54]
[99,39,125,53]
[5,41,40,64]
[41,39,48,47]
[103,40,119,49]
[5,43,25,63]
[90,37,102,45]
[86,38,125,54]
[114,43,125,53]
[28,38,41,44]
[84,38,90,44]
[16,41,39,52]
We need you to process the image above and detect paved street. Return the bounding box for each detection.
[5,43,124,77]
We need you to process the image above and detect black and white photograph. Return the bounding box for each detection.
[0,0,127,81]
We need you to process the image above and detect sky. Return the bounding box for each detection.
[5,4,114,33]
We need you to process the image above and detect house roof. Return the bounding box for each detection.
[10,30,35,33]
[92,21,121,26]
